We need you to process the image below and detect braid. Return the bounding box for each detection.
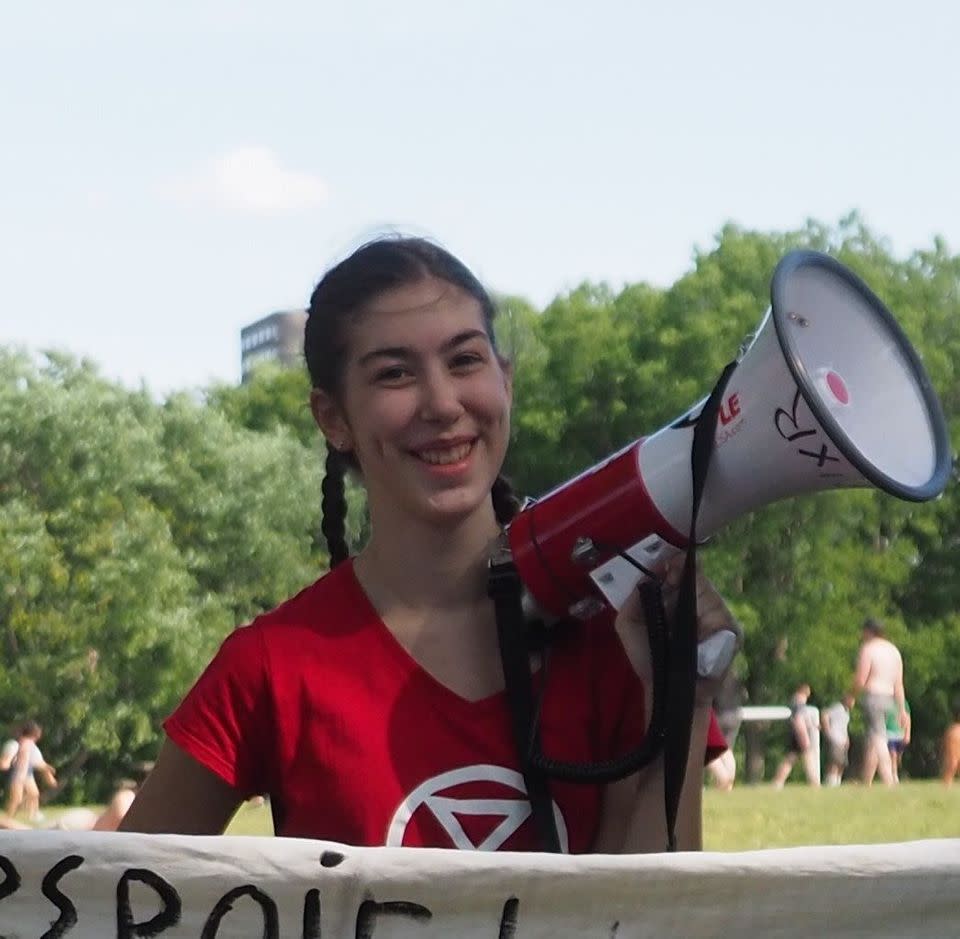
[491,474,523,526]
[321,448,350,568]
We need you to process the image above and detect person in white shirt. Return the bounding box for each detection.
[821,695,854,786]
[0,720,57,821]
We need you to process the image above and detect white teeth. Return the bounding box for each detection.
[418,443,472,465]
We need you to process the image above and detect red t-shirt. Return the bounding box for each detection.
[165,560,724,850]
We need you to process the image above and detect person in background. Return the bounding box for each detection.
[706,671,746,791]
[885,698,911,783]
[713,671,746,753]
[820,694,854,787]
[0,720,57,822]
[47,761,155,832]
[706,746,736,791]
[120,235,740,852]
[942,702,960,787]
[771,683,820,788]
[852,617,906,786]
[95,761,156,830]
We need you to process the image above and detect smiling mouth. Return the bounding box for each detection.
[415,441,474,465]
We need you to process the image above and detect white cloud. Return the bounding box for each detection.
[164,147,328,215]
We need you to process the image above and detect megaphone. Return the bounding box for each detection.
[501,249,952,624]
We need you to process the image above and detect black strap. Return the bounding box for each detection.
[661,360,738,850]
[489,560,562,853]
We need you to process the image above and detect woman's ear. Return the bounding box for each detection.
[310,388,353,453]
[501,359,514,404]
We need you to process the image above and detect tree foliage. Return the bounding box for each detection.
[0,351,323,799]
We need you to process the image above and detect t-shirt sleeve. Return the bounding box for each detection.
[705,710,727,764]
[163,624,270,796]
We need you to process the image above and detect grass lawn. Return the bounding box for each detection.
[39,780,960,850]
[223,779,960,849]
[703,779,959,851]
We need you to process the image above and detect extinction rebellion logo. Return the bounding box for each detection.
[386,764,569,851]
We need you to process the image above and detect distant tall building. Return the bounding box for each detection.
[240,310,307,383]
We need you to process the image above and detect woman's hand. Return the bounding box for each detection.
[614,552,742,710]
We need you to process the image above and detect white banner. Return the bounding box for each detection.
[0,832,957,938]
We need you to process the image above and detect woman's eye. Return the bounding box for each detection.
[451,352,484,370]
[374,365,409,383]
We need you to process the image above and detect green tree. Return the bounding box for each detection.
[205,364,370,555]
[0,349,324,800]
[206,364,315,447]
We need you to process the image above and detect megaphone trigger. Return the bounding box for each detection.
[586,536,680,611]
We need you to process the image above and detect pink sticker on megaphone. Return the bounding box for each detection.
[826,370,849,404]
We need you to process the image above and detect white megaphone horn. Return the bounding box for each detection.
[500,249,953,623]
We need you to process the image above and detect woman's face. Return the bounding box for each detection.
[313,277,513,531]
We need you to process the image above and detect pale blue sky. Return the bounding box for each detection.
[2,1,957,394]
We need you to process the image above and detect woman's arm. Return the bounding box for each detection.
[595,557,740,853]
[851,646,871,697]
[119,738,244,835]
[593,706,710,852]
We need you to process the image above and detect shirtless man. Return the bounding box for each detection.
[851,618,906,786]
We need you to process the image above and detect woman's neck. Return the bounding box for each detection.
[355,506,502,614]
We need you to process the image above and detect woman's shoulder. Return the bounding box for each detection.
[184,562,368,694]
[235,559,367,643]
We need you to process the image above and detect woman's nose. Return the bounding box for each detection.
[419,371,464,422]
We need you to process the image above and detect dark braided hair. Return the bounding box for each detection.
[320,448,350,568]
[491,474,522,527]
[305,236,521,567]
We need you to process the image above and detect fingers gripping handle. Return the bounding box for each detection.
[697,629,739,681]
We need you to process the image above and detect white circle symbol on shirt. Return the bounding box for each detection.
[386,763,569,851]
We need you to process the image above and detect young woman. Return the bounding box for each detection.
[121,237,736,851]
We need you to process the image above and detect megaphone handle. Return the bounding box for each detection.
[662,358,738,851]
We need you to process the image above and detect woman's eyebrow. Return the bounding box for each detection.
[357,346,410,367]
[357,330,488,367]
[444,329,488,349]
